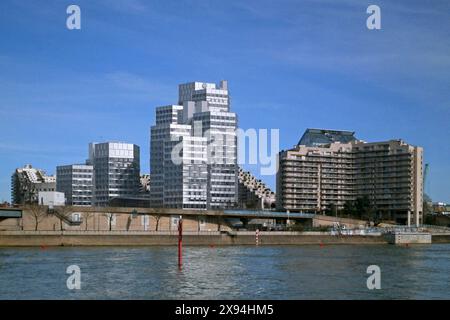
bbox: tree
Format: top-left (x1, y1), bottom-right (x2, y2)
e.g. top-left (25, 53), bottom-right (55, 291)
top-left (423, 193), bottom-right (434, 225)
top-left (154, 213), bottom-right (162, 231)
top-left (325, 203), bottom-right (337, 217)
top-left (343, 200), bottom-right (357, 218)
top-left (56, 206), bottom-right (72, 231)
top-left (355, 196), bottom-right (371, 220)
top-left (104, 213), bottom-right (114, 231)
top-left (26, 204), bottom-right (47, 231)
top-left (82, 212), bottom-right (94, 231)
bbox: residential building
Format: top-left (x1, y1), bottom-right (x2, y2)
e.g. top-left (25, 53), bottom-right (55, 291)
top-left (91, 142), bottom-right (141, 207)
top-left (277, 129), bottom-right (424, 226)
top-left (11, 164), bottom-right (56, 205)
top-left (238, 168), bottom-right (276, 209)
top-left (56, 163), bottom-right (93, 206)
top-left (140, 174), bottom-right (150, 194)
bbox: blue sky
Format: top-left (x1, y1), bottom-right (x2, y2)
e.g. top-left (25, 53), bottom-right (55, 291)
top-left (0, 0), bottom-right (449, 203)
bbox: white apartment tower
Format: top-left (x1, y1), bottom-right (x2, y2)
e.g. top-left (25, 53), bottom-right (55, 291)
top-left (150, 81), bottom-right (237, 209)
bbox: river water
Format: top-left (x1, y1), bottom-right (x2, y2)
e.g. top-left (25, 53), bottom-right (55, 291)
top-left (0, 244), bottom-right (449, 299)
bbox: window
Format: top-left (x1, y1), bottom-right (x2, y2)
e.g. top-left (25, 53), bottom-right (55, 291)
top-left (171, 216), bottom-right (181, 230)
top-left (72, 213), bottom-right (81, 222)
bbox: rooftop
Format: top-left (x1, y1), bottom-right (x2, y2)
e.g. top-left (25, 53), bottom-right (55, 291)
top-left (298, 128), bottom-right (357, 147)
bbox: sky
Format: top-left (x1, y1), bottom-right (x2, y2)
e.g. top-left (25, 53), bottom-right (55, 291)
top-left (0, 0), bottom-right (449, 203)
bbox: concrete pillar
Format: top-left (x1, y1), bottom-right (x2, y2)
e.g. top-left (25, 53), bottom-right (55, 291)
top-left (407, 210), bottom-right (411, 228)
top-left (415, 211), bottom-right (420, 228)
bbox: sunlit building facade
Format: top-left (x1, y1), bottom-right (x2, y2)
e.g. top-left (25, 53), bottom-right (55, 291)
top-left (277, 129), bottom-right (424, 225)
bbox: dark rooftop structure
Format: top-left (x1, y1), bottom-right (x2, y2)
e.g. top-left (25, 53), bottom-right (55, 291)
top-left (297, 128), bottom-right (357, 147)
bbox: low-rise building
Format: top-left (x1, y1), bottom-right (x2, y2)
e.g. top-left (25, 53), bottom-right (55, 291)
top-left (38, 191), bottom-right (66, 206)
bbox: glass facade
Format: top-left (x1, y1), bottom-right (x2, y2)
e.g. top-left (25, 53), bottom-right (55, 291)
top-left (92, 142), bottom-right (140, 207)
top-left (298, 129), bottom-right (357, 147)
top-left (150, 81), bottom-right (238, 210)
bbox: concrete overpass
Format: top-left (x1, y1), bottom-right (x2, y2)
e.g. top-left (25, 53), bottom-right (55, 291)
top-left (0, 206), bottom-right (367, 232)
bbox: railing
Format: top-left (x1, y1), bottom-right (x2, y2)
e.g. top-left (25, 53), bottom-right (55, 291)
top-left (0, 230), bottom-right (382, 237)
top-left (421, 224), bottom-right (450, 234)
top-left (380, 226), bottom-right (427, 234)
top-left (48, 208), bottom-right (83, 226)
top-left (422, 224), bottom-right (450, 231)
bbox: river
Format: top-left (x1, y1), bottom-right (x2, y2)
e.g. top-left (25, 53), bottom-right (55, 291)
top-left (0, 244), bottom-right (449, 299)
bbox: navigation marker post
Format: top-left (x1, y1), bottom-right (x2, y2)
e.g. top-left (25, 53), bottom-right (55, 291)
top-left (178, 216), bottom-right (183, 269)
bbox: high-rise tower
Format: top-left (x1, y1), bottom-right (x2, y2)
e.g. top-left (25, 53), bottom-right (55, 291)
top-left (150, 81), bottom-right (237, 209)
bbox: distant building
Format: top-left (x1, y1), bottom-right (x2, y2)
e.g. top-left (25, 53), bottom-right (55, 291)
top-left (277, 129), bottom-right (424, 226)
top-left (56, 163), bottom-right (93, 206)
top-left (38, 191), bottom-right (66, 206)
top-left (108, 196), bottom-right (151, 208)
top-left (140, 174), bottom-right (150, 194)
top-left (238, 168), bottom-right (276, 210)
top-left (433, 202), bottom-right (450, 215)
top-left (107, 174), bottom-right (151, 208)
top-left (11, 164), bottom-right (56, 205)
top-left (91, 142), bottom-right (141, 206)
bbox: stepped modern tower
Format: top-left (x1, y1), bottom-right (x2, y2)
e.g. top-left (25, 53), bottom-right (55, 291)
top-left (150, 81), bottom-right (238, 210)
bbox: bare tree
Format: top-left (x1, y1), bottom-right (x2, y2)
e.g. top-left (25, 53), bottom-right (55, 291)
top-left (26, 204), bottom-right (48, 231)
top-left (82, 212), bottom-right (94, 231)
top-left (104, 213), bottom-right (114, 231)
top-left (154, 213), bottom-right (162, 231)
top-left (126, 215), bottom-right (132, 231)
top-left (56, 206), bottom-right (73, 231)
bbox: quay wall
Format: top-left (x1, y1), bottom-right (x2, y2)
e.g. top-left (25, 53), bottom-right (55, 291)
top-left (432, 234), bottom-right (450, 243)
top-left (0, 231), bottom-right (388, 246)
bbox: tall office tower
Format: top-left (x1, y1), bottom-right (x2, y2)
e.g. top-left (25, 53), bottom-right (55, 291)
top-left (56, 163), bottom-right (93, 206)
top-left (277, 129), bottom-right (424, 226)
top-left (150, 105), bottom-right (208, 209)
top-left (11, 164), bottom-right (56, 205)
top-left (90, 142), bottom-right (141, 207)
top-left (178, 81), bottom-right (238, 210)
top-left (150, 81), bottom-right (237, 210)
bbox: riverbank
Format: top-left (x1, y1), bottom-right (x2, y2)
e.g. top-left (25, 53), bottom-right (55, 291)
top-left (2, 231), bottom-right (449, 247)
top-left (0, 230), bottom-right (393, 246)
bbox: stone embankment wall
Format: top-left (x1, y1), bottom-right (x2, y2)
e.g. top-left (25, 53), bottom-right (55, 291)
top-left (0, 231), bottom-right (387, 246)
